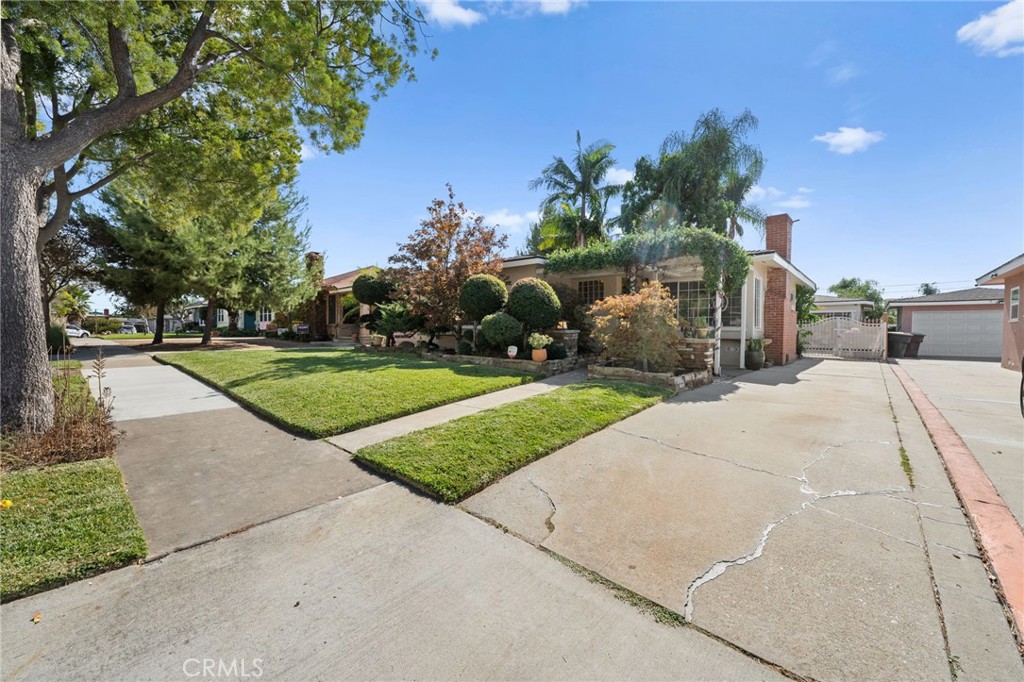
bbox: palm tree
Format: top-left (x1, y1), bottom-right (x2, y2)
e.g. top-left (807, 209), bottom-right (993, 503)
top-left (723, 168), bottom-right (767, 239)
top-left (529, 131), bottom-right (622, 247)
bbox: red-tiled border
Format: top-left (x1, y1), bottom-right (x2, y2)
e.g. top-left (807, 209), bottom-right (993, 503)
top-left (889, 361), bottom-right (1023, 637)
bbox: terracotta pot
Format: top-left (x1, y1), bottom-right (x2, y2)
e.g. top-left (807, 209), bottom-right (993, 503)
top-left (531, 348), bottom-right (548, 362)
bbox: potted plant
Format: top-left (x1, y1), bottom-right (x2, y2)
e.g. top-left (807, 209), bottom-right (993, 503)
top-left (745, 338), bottom-right (765, 370)
top-left (693, 316), bottom-right (710, 339)
top-left (528, 332), bottom-right (553, 362)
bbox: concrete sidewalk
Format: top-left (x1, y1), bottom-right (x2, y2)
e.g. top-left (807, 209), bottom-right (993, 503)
top-left (463, 359), bottom-right (1023, 681)
top-left (0, 484), bottom-right (783, 682)
top-left (327, 368), bottom-right (587, 452)
top-left (73, 338), bottom-right (382, 557)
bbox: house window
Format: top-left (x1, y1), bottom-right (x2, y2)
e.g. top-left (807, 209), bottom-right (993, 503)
top-left (753, 278), bottom-right (763, 328)
top-left (327, 294), bottom-right (337, 324)
top-left (578, 280), bottom-right (605, 305)
top-left (1011, 287), bottom-right (1020, 322)
top-left (216, 309), bottom-right (227, 326)
top-left (259, 308), bottom-right (273, 323)
top-left (662, 281), bottom-right (741, 327)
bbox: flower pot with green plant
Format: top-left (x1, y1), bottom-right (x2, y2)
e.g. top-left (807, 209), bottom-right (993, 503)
top-left (746, 337), bottom-right (765, 370)
top-left (693, 316), bottom-right (710, 339)
top-left (528, 332), bottom-right (553, 362)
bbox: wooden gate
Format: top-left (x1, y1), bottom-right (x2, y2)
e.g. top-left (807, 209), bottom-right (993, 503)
top-left (799, 318), bottom-right (886, 360)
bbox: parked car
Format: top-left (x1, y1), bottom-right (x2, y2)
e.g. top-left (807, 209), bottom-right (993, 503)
top-left (65, 324), bottom-right (90, 338)
top-left (118, 325), bottom-right (136, 334)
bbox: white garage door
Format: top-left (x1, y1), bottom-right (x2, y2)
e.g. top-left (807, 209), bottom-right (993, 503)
top-left (912, 311), bottom-right (1002, 359)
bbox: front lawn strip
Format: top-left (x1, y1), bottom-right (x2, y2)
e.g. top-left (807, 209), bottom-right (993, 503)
top-left (157, 348), bottom-right (536, 438)
top-left (356, 380), bottom-right (671, 502)
top-left (0, 459), bottom-right (147, 600)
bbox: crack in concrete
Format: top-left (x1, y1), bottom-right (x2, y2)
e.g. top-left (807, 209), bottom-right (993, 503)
top-left (682, 487), bottom-right (904, 620)
top-left (527, 477), bottom-right (557, 535)
top-left (812, 506), bottom-right (923, 548)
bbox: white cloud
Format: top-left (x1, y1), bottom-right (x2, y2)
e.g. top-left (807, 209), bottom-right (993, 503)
top-left (826, 63), bottom-right (859, 85)
top-left (747, 185), bottom-right (783, 202)
top-left (486, 0), bottom-right (586, 17)
top-left (813, 126), bottom-right (885, 154)
top-left (957, 1), bottom-right (1024, 57)
top-left (300, 143), bottom-right (319, 161)
top-left (805, 40), bottom-right (837, 68)
top-left (534, 0), bottom-right (586, 15)
top-left (425, 1), bottom-right (486, 28)
top-left (776, 196), bottom-right (812, 210)
top-left (604, 167), bottom-right (635, 185)
top-left (480, 208), bottom-right (539, 234)
top-left (797, 187), bottom-right (813, 194)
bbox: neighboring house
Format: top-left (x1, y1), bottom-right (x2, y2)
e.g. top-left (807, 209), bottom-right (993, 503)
top-left (321, 266), bottom-right (378, 340)
top-left (887, 288), bottom-right (1004, 360)
top-left (812, 294), bottom-right (875, 321)
top-left (975, 253), bottom-right (1024, 371)
top-left (185, 301), bottom-right (275, 331)
top-left (503, 214), bottom-right (816, 368)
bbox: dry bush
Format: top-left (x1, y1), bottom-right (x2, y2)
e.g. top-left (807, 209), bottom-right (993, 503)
top-left (591, 283), bottom-right (679, 373)
top-left (1, 352), bottom-right (120, 472)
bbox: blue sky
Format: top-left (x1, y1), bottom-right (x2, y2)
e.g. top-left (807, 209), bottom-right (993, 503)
top-left (290, 0), bottom-right (1023, 302)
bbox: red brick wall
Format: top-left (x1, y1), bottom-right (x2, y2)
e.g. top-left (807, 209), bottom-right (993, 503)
top-left (765, 269), bottom-right (797, 365)
top-left (765, 214), bottom-right (792, 261)
top-left (1002, 271), bottom-right (1024, 371)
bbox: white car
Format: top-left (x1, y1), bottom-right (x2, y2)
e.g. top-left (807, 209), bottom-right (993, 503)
top-left (65, 324), bottom-right (90, 338)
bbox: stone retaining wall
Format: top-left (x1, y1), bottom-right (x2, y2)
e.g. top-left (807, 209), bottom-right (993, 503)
top-left (587, 365), bottom-right (712, 394)
top-left (421, 352), bottom-right (582, 377)
top-left (674, 337), bottom-right (716, 372)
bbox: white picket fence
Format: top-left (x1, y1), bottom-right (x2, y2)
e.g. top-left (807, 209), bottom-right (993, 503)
top-left (799, 317), bottom-right (886, 360)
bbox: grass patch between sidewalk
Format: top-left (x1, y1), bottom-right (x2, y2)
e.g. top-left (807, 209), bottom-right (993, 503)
top-left (0, 459), bottom-right (147, 600)
top-left (356, 380), bottom-right (671, 502)
top-left (157, 348), bottom-right (535, 437)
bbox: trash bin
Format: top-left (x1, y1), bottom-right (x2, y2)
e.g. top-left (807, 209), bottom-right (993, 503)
top-left (905, 333), bottom-right (925, 358)
top-left (887, 332), bottom-right (913, 358)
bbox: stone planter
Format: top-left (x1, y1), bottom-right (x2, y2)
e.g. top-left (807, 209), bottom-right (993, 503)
top-left (587, 364), bottom-right (712, 394)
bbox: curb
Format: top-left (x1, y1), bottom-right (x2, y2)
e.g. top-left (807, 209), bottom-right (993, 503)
top-left (888, 360), bottom-right (1024, 641)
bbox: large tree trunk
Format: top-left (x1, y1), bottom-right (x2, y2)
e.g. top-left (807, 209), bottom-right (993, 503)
top-left (152, 299), bottom-right (166, 344)
top-left (202, 298), bottom-right (217, 345)
top-left (1, 162), bottom-right (56, 432)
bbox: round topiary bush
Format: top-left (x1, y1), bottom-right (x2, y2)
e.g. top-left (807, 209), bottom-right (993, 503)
top-left (352, 272), bottom-right (395, 306)
top-left (459, 274), bottom-right (508, 322)
top-left (481, 312), bottom-right (523, 349)
top-left (507, 277), bottom-right (561, 331)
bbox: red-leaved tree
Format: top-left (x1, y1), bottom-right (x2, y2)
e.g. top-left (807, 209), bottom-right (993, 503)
top-left (389, 185), bottom-right (507, 340)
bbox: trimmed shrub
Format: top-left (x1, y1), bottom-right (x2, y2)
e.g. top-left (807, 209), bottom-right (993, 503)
top-left (481, 312), bottom-right (523, 349)
top-left (352, 272), bottom-right (395, 305)
top-left (546, 342), bottom-right (568, 360)
top-left (507, 277), bottom-right (561, 331)
top-left (82, 316), bottom-right (121, 335)
top-left (456, 340), bottom-right (474, 355)
top-left (47, 325), bottom-right (71, 354)
top-left (591, 283), bottom-right (679, 373)
top-left (459, 274), bottom-right (508, 322)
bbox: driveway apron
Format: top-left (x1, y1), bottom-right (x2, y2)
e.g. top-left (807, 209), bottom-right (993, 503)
top-left (464, 359), bottom-right (1023, 681)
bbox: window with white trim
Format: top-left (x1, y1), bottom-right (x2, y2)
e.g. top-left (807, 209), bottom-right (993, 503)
top-left (259, 307), bottom-right (273, 323)
top-left (664, 281), bottom-right (742, 327)
top-left (577, 280), bottom-right (605, 306)
top-left (217, 309), bottom-right (227, 326)
top-left (1011, 287), bottom-right (1020, 322)
top-left (753, 278), bottom-right (763, 328)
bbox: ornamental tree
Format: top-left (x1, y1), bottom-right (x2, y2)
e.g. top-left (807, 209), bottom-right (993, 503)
top-left (1, 0), bottom-right (429, 431)
top-left (506, 278), bottom-right (562, 333)
top-left (590, 283), bottom-right (679, 373)
top-left (389, 185), bottom-right (507, 340)
top-left (459, 274), bottom-right (508, 350)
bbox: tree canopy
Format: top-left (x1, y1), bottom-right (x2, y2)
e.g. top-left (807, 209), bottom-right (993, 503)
top-left (828, 277), bottom-right (887, 320)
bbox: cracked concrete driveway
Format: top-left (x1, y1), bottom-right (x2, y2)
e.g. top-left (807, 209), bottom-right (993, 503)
top-left (463, 359), bottom-right (1024, 681)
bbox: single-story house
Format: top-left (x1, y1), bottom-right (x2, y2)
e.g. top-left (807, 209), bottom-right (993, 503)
top-left (812, 294), bottom-right (875, 321)
top-left (887, 288), bottom-right (1004, 360)
top-left (185, 301), bottom-right (275, 331)
top-left (321, 266), bottom-right (377, 340)
top-left (502, 214), bottom-right (817, 368)
top-left (975, 253), bottom-right (1024, 371)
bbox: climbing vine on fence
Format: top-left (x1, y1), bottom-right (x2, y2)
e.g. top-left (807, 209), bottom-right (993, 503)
top-left (545, 228), bottom-right (751, 294)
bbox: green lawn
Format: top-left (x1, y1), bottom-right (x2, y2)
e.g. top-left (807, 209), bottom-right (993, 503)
top-left (0, 459), bottom-right (147, 600)
top-left (50, 359), bottom-right (82, 370)
top-left (101, 332), bottom-right (202, 340)
top-left (157, 348), bottom-right (536, 437)
top-left (356, 380), bottom-right (671, 502)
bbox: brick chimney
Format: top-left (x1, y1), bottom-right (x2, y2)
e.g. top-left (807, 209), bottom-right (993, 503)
top-left (765, 213), bottom-right (793, 261)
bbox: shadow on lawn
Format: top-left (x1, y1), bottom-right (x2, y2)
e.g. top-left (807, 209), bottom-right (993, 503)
top-left (168, 348), bottom-right (537, 392)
